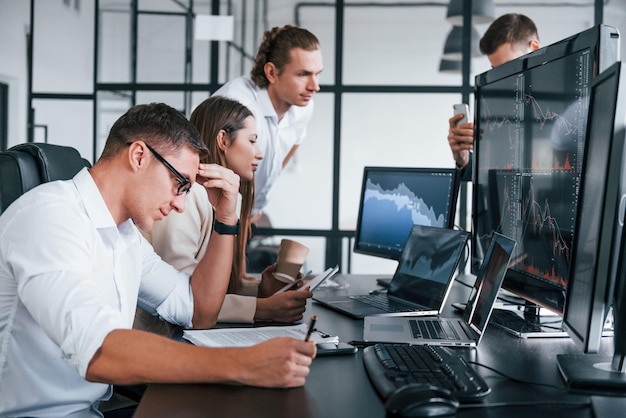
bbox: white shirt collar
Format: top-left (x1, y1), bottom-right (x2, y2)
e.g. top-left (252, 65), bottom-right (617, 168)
top-left (72, 168), bottom-right (135, 245)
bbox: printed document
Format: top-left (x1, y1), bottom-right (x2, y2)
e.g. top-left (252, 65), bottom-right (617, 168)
top-left (183, 323), bottom-right (339, 348)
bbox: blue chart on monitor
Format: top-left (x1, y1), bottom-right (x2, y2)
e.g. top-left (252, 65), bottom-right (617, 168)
top-left (360, 178), bottom-right (448, 251)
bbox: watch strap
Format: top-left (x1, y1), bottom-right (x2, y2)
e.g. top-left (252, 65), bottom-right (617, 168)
top-left (214, 219), bottom-right (240, 235)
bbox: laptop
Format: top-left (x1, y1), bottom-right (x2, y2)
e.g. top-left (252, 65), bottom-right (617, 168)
top-left (363, 232), bottom-right (516, 347)
top-left (313, 225), bottom-right (469, 318)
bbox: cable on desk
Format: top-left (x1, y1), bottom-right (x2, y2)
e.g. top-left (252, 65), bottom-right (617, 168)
top-left (471, 360), bottom-right (626, 399)
top-left (458, 399), bottom-right (592, 410)
top-left (460, 361), bottom-right (593, 411)
top-left (468, 361), bottom-right (579, 392)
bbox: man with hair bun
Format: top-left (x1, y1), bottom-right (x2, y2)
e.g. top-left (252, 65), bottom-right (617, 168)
top-left (215, 25), bottom-right (324, 219)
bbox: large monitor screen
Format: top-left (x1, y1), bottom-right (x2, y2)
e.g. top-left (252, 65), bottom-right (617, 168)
top-left (562, 61), bottom-right (626, 353)
top-left (354, 167), bottom-right (459, 261)
top-left (557, 62), bottom-right (626, 392)
top-left (472, 24), bottom-right (620, 319)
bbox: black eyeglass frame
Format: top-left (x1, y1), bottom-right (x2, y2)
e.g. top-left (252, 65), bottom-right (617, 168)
top-left (128, 141), bottom-right (191, 195)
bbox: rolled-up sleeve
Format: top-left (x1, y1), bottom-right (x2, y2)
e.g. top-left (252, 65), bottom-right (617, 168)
top-left (19, 271), bottom-right (125, 378)
top-left (136, 236), bottom-right (195, 329)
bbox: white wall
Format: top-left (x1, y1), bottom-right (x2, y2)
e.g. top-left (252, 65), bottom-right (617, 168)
top-left (0, 0), bottom-right (30, 148)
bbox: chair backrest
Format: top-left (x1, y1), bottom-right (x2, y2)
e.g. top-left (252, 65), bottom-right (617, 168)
top-left (0, 143), bottom-right (91, 214)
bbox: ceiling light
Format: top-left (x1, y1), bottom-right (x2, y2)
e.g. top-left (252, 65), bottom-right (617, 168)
top-left (439, 59), bottom-right (464, 73)
top-left (442, 25), bottom-right (482, 60)
top-left (446, 0), bottom-right (495, 26)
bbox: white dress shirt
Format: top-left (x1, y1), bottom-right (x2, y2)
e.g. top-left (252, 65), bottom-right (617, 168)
top-left (0, 168), bottom-right (194, 417)
top-left (214, 76), bottom-right (314, 213)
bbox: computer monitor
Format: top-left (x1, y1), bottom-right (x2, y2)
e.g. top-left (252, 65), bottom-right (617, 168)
top-left (354, 167), bottom-right (459, 261)
top-left (472, 24), bottom-right (620, 337)
top-left (557, 62), bottom-right (626, 392)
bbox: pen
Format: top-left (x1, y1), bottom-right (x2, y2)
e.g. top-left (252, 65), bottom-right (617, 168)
top-left (347, 340), bottom-right (378, 348)
top-left (304, 315), bottom-right (317, 341)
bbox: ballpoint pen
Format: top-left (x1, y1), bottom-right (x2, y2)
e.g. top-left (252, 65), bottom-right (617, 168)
top-left (347, 340), bottom-right (377, 348)
top-left (304, 315), bottom-right (317, 341)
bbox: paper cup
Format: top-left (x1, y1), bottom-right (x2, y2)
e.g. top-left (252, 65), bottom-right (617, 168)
top-left (274, 239), bottom-right (310, 283)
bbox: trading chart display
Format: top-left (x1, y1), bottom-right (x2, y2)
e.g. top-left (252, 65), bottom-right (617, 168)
top-left (355, 168), bottom-right (457, 260)
top-left (474, 49), bottom-right (591, 296)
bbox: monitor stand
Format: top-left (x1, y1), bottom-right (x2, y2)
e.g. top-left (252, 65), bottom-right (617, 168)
top-left (557, 352), bottom-right (626, 392)
top-left (489, 302), bottom-right (569, 338)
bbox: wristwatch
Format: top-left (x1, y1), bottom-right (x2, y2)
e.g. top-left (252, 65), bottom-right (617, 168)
top-left (214, 219), bottom-right (240, 235)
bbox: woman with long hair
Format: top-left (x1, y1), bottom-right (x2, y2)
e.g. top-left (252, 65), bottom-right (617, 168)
top-left (141, 96), bottom-right (311, 329)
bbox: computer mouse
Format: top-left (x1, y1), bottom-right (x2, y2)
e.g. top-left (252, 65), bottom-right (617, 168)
top-left (384, 384), bottom-right (460, 418)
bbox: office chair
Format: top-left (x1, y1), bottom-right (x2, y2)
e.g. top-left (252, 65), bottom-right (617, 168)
top-left (0, 142), bottom-right (91, 214)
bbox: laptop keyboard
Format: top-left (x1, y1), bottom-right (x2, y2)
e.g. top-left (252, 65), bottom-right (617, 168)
top-left (409, 319), bottom-right (461, 340)
top-left (350, 294), bottom-right (420, 313)
top-left (363, 343), bottom-right (490, 401)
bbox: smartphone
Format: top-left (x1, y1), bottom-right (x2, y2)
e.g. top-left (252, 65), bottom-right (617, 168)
top-left (453, 103), bottom-right (470, 127)
top-left (304, 265), bottom-right (339, 291)
top-left (274, 266), bottom-right (339, 294)
top-left (316, 342), bottom-right (358, 356)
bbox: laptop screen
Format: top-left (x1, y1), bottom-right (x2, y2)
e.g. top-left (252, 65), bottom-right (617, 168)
top-left (353, 167), bottom-right (459, 261)
top-left (464, 233), bottom-right (516, 336)
top-left (388, 225), bottom-right (469, 309)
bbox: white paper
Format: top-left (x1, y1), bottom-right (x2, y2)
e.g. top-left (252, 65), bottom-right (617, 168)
top-left (183, 323), bottom-right (339, 348)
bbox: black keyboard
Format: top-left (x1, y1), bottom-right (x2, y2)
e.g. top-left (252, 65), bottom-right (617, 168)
top-left (363, 343), bottom-right (490, 401)
top-left (350, 294), bottom-right (418, 312)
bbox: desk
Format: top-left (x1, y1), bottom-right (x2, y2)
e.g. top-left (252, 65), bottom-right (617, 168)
top-left (134, 274), bottom-right (625, 417)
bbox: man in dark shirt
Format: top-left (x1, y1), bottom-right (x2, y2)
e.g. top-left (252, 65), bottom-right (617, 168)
top-left (447, 13), bottom-right (541, 181)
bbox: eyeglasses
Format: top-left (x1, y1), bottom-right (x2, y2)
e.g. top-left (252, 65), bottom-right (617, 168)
top-left (145, 143), bottom-right (192, 196)
top-left (128, 142), bottom-right (191, 196)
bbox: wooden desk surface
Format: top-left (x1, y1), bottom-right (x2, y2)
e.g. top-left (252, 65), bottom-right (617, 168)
top-left (134, 274), bottom-right (625, 418)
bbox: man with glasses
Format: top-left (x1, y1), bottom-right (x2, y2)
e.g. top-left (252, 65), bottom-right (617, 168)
top-left (136, 142), bottom-right (193, 195)
top-left (0, 103), bottom-right (316, 418)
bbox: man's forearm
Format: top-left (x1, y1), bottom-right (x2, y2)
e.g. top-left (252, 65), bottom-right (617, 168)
top-left (86, 329), bottom-right (315, 388)
top-left (86, 329), bottom-right (241, 384)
